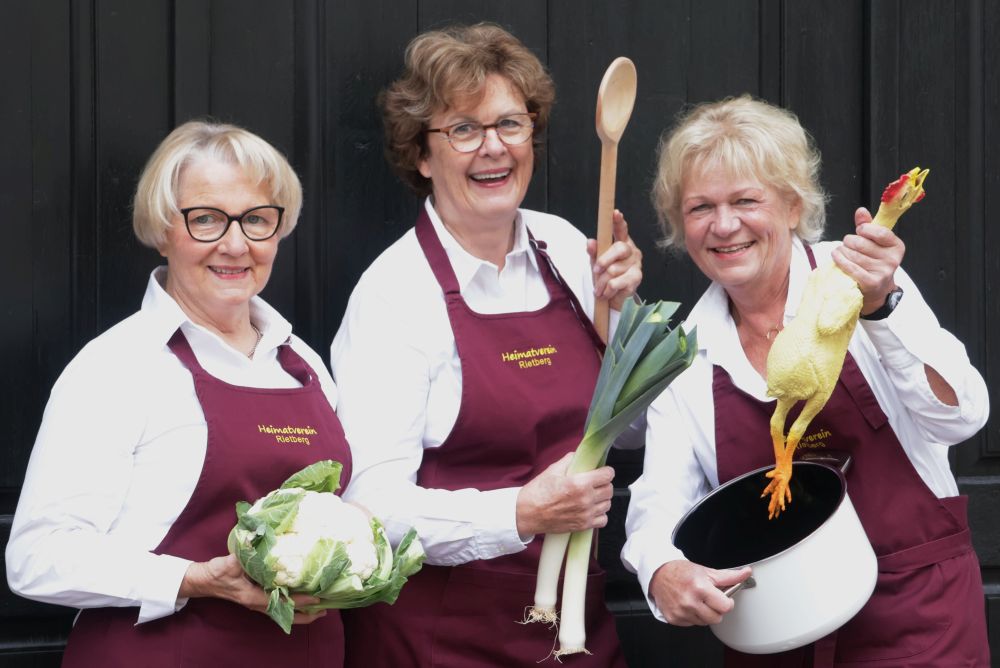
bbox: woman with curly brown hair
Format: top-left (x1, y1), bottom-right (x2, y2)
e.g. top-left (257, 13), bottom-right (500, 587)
top-left (331, 23), bottom-right (638, 667)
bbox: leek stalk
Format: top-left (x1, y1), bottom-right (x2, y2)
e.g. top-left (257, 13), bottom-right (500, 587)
top-left (526, 299), bottom-right (696, 656)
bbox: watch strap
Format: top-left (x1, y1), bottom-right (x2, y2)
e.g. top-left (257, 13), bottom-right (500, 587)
top-left (860, 287), bottom-right (903, 321)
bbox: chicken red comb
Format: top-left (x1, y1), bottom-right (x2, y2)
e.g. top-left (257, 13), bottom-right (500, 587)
top-left (881, 173), bottom-right (910, 203)
top-left (872, 167), bottom-right (928, 230)
top-left (880, 168), bottom-right (928, 204)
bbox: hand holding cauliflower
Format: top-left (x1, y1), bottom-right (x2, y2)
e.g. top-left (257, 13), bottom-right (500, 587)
top-left (228, 460), bottom-right (425, 633)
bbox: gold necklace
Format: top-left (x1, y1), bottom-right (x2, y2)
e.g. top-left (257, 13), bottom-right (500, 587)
top-left (731, 305), bottom-right (782, 341)
top-left (248, 324), bottom-right (263, 359)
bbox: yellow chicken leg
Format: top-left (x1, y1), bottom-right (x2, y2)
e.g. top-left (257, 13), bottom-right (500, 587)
top-left (764, 393), bottom-right (828, 518)
top-left (764, 398), bottom-right (795, 512)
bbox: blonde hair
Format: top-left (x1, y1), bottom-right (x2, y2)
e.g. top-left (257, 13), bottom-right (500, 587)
top-left (380, 22), bottom-right (555, 196)
top-left (132, 120), bottom-right (303, 248)
top-left (651, 95), bottom-right (827, 251)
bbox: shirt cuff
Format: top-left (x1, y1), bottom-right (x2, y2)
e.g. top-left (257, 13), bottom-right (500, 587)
top-left (476, 487), bottom-right (529, 560)
top-left (858, 310), bottom-right (913, 368)
top-left (622, 538), bottom-right (684, 624)
top-left (136, 554), bottom-right (194, 624)
top-left (858, 292), bottom-right (972, 412)
top-left (858, 284), bottom-right (936, 368)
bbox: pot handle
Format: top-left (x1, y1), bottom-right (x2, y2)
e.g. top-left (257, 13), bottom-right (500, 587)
top-left (722, 575), bottom-right (756, 598)
top-left (798, 449), bottom-right (852, 475)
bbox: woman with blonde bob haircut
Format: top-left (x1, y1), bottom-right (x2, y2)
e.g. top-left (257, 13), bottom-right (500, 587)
top-left (133, 120), bottom-right (303, 248)
top-left (7, 120), bottom-right (355, 667)
top-left (623, 95), bottom-right (990, 666)
top-left (652, 95), bottom-right (828, 251)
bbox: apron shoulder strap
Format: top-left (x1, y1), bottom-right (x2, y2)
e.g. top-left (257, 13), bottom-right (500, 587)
top-left (804, 242), bottom-right (817, 269)
top-left (167, 329), bottom-right (205, 374)
top-left (415, 209), bottom-right (462, 296)
top-left (802, 243), bottom-right (887, 430)
top-left (528, 230), bottom-right (606, 354)
top-left (169, 328), bottom-right (315, 388)
top-left (276, 341), bottom-right (316, 386)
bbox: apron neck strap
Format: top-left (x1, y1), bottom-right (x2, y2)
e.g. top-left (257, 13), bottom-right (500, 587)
top-left (804, 242), bottom-right (817, 269)
top-left (415, 209), bottom-right (462, 295)
top-left (414, 210), bottom-right (605, 354)
top-left (167, 328), bottom-right (314, 386)
top-left (529, 232), bottom-right (606, 353)
top-left (168, 329), bottom-right (203, 372)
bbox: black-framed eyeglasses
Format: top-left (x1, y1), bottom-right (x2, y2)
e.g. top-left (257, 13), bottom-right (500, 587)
top-left (426, 112), bottom-right (537, 153)
top-left (179, 205), bottom-right (284, 242)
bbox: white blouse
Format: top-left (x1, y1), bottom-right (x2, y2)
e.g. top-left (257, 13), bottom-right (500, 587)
top-left (5, 268), bottom-right (340, 623)
top-left (331, 199), bottom-right (635, 566)
top-left (622, 237), bottom-right (990, 621)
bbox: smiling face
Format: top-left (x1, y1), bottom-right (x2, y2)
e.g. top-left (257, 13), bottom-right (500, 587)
top-left (681, 166), bottom-right (801, 295)
top-left (159, 157), bottom-right (279, 327)
top-left (418, 74), bottom-right (534, 233)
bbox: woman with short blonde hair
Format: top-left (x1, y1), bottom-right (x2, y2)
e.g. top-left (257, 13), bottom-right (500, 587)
top-left (132, 120), bottom-right (303, 248)
top-left (624, 96), bottom-right (990, 666)
top-left (652, 95), bottom-right (827, 250)
top-left (8, 120), bottom-right (352, 667)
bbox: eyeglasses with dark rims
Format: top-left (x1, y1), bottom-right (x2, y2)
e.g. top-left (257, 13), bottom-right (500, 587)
top-left (179, 205), bottom-right (284, 242)
top-left (425, 112), bottom-right (537, 153)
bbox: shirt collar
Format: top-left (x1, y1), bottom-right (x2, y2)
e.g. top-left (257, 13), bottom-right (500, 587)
top-left (141, 266), bottom-right (294, 355)
top-left (423, 197), bottom-right (539, 292)
top-left (785, 235), bottom-right (810, 319)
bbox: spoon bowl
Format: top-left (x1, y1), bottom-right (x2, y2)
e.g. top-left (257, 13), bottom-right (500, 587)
top-left (596, 57), bottom-right (637, 144)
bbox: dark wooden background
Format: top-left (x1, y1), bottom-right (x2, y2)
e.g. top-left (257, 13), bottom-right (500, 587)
top-left (2, 1), bottom-right (997, 665)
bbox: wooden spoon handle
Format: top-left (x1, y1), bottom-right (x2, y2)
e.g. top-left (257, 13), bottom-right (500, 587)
top-left (593, 140), bottom-right (619, 343)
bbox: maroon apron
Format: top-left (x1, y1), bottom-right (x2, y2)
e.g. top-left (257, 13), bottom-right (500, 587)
top-left (713, 245), bottom-right (989, 667)
top-left (61, 330), bottom-right (353, 668)
top-left (342, 211), bottom-right (626, 667)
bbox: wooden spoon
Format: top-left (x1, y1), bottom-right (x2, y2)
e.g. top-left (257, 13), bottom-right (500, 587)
top-left (593, 57), bottom-right (637, 343)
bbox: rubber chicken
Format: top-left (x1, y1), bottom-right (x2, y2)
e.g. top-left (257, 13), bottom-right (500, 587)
top-left (763, 167), bottom-right (929, 518)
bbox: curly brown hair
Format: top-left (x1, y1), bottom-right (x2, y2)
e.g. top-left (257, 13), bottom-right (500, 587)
top-left (380, 23), bottom-right (555, 196)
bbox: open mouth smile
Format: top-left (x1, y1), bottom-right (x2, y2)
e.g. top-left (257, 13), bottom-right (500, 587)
top-left (469, 169), bottom-right (511, 184)
top-left (712, 241), bottom-right (754, 254)
top-left (209, 266), bottom-right (250, 278)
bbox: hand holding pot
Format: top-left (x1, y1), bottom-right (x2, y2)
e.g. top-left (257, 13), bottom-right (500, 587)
top-left (649, 559), bottom-right (752, 626)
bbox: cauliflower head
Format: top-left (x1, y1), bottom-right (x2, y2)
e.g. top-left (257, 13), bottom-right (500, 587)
top-left (255, 489), bottom-right (378, 586)
top-left (228, 460), bottom-right (425, 634)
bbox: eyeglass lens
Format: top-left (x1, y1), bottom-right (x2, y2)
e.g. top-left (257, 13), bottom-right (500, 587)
top-left (185, 206), bottom-right (282, 242)
top-left (447, 114), bottom-right (534, 152)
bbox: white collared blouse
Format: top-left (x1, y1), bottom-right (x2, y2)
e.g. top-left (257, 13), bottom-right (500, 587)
top-left (6, 267), bottom-right (340, 623)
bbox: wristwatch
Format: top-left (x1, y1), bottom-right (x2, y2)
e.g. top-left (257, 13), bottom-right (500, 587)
top-left (860, 287), bottom-right (903, 321)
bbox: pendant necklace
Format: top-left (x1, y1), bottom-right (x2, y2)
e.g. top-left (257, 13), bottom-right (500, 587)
top-left (248, 324), bottom-right (263, 359)
top-left (731, 304), bottom-right (782, 341)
